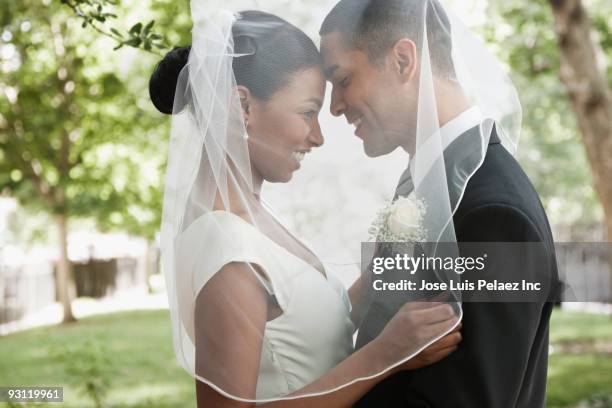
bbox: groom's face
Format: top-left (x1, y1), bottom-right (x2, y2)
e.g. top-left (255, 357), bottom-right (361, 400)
top-left (321, 32), bottom-right (417, 157)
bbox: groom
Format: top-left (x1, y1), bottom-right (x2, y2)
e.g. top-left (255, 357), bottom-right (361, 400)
top-left (320, 1), bottom-right (559, 407)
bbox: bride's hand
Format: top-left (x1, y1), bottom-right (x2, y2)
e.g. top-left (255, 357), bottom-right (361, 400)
top-left (373, 301), bottom-right (461, 371)
top-left (394, 323), bottom-right (462, 372)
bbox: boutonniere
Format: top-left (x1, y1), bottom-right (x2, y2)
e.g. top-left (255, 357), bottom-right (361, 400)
top-left (369, 193), bottom-right (427, 243)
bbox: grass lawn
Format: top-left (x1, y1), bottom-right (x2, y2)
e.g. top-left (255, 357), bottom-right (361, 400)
top-left (1, 308), bottom-right (611, 407)
top-left (549, 310), bottom-right (612, 344)
top-left (547, 310), bottom-right (612, 408)
top-left (0, 311), bottom-right (195, 407)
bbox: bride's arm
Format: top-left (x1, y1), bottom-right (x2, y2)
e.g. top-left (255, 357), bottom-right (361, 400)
top-left (195, 263), bottom-right (460, 408)
top-left (194, 262), bottom-right (269, 405)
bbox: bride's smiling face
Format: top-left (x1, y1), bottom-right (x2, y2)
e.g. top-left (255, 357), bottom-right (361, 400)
top-left (242, 67), bottom-right (326, 183)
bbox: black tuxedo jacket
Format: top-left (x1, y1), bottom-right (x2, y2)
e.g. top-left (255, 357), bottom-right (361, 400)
top-left (355, 125), bottom-right (558, 408)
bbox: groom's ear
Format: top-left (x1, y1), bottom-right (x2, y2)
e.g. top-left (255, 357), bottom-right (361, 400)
top-left (236, 85), bottom-right (252, 122)
top-left (390, 38), bottom-right (418, 84)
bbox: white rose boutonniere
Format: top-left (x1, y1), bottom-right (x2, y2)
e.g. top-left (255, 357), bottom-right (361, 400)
top-left (369, 193), bottom-right (427, 243)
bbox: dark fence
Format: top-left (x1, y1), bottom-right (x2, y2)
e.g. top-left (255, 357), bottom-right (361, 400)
top-left (1, 257), bottom-right (144, 326)
top-left (72, 258), bottom-right (139, 298)
top-left (0, 262), bottom-right (55, 326)
top-left (556, 243), bottom-right (612, 303)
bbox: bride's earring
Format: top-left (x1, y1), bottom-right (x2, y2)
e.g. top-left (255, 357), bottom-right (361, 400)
top-left (237, 86), bottom-right (251, 140)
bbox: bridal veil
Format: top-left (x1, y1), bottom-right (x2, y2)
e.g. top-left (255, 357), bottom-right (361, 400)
top-left (159, 0), bottom-right (521, 402)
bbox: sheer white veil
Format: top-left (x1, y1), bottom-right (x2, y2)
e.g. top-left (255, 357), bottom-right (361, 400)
top-left (159, 0), bottom-right (521, 403)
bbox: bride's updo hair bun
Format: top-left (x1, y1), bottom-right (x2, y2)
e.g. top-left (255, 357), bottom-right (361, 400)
top-left (149, 10), bottom-right (320, 115)
top-left (149, 46), bottom-right (191, 115)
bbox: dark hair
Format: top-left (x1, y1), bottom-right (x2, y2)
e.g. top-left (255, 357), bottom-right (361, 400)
top-left (149, 10), bottom-right (321, 115)
top-left (320, 0), bottom-right (455, 78)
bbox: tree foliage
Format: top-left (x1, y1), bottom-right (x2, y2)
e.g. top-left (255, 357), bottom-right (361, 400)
top-left (60, 0), bottom-right (168, 54)
top-left (482, 0), bottom-right (611, 231)
top-left (0, 0), bottom-right (169, 240)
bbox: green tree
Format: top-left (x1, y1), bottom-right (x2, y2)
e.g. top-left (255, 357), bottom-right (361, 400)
top-left (484, 0), bottom-right (611, 238)
top-left (80, 0), bottom-right (192, 291)
top-left (546, 0), bottom-right (612, 240)
top-left (0, 1), bottom-right (165, 322)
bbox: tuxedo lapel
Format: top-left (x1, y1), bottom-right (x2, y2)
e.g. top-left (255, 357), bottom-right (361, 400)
top-left (393, 124), bottom-right (500, 212)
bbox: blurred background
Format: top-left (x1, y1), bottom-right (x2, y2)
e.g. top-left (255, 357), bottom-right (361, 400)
top-left (1, 0), bottom-right (611, 407)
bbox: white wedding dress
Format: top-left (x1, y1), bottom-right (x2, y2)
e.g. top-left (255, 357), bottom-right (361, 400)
top-left (175, 210), bottom-right (355, 400)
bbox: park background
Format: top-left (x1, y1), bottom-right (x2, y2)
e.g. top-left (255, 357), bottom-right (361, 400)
top-left (1, 0), bottom-right (612, 407)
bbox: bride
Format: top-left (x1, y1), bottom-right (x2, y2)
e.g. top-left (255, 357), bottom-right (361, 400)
top-left (151, 5), bottom-right (461, 407)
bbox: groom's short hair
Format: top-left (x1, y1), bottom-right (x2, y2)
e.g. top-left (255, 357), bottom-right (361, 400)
top-left (320, 0), bottom-right (455, 79)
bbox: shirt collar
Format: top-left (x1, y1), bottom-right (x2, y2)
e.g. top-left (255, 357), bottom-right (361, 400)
top-left (440, 106), bottom-right (483, 151)
top-left (408, 106), bottom-right (483, 179)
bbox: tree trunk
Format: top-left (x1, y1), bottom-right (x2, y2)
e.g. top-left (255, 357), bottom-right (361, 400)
top-left (548, 0), bottom-right (612, 241)
top-left (56, 213), bottom-right (77, 323)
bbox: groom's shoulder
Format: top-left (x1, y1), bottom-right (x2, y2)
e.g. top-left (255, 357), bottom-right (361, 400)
top-left (455, 140), bottom-right (549, 235)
